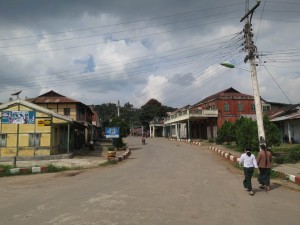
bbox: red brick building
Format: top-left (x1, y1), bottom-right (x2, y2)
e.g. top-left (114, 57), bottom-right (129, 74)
top-left (192, 87), bottom-right (269, 128)
top-left (164, 87), bottom-right (272, 140)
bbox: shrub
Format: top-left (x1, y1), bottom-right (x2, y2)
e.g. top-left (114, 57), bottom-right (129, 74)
top-left (208, 138), bottom-right (215, 143)
top-left (113, 138), bottom-right (123, 149)
top-left (0, 164), bottom-right (13, 171)
top-left (284, 149), bottom-right (300, 163)
top-left (47, 164), bottom-right (69, 173)
top-left (108, 145), bottom-right (115, 151)
top-left (274, 156), bottom-right (284, 164)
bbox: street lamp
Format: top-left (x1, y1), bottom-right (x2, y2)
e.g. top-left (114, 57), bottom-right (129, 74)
top-left (220, 62), bottom-right (250, 72)
top-left (221, 61), bottom-right (266, 146)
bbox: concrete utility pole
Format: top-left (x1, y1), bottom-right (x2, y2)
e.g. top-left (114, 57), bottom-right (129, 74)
top-left (241, 0), bottom-right (266, 145)
top-left (117, 100), bottom-right (120, 117)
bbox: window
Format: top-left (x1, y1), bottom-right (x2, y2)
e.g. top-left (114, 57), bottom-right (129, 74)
top-left (29, 133), bottom-right (41, 147)
top-left (64, 108), bottom-right (70, 116)
top-left (251, 103), bottom-right (255, 111)
top-left (238, 103), bottom-right (243, 112)
top-left (0, 134), bottom-right (7, 147)
top-left (263, 105), bottom-right (270, 112)
top-left (224, 103), bottom-right (230, 112)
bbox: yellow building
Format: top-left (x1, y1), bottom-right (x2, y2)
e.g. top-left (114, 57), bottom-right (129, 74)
top-left (0, 99), bottom-right (85, 157)
top-left (27, 90), bottom-right (94, 145)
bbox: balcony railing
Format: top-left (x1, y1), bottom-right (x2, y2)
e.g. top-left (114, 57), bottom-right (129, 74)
top-left (164, 109), bottom-right (218, 124)
top-left (77, 114), bottom-right (92, 123)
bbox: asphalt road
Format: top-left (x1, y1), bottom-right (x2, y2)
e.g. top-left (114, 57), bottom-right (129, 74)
top-left (0, 137), bottom-right (299, 225)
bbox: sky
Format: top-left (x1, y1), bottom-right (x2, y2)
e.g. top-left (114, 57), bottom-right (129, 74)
top-left (0, 0), bottom-right (299, 108)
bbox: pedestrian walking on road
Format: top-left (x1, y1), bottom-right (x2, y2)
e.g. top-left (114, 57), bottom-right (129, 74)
top-left (239, 147), bottom-right (258, 196)
top-left (257, 144), bottom-right (272, 191)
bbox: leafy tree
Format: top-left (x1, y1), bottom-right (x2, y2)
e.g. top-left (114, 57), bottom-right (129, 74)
top-left (263, 115), bottom-right (281, 147)
top-left (139, 99), bottom-right (168, 128)
top-left (216, 121), bottom-right (235, 144)
top-left (236, 117), bottom-right (258, 150)
top-left (217, 115), bottom-right (282, 151)
top-left (95, 100), bottom-right (176, 135)
top-left (94, 103), bottom-right (118, 127)
top-left (234, 116), bottom-right (247, 146)
top-left (109, 117), bottom-right (129, 149)
top-left (120, 102), bottom-right (140, 129)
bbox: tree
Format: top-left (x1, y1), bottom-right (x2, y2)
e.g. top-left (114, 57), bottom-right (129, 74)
top-left (216, 121), bottom-right (235, 144)
top-left (120, 102), bottom-right (140, 129)
top-left (94, 103), bottom-right (118, 128)
top-left (139, 99), bottom-right (167, 128)
top-left (236, 117), bottom-right (258, 150)
top-left (263, 115), bottom-right (281, 147)
top-left (109, 117), bottom-right (129, 149)
top-left (95, 100), bottom-right (176, 135)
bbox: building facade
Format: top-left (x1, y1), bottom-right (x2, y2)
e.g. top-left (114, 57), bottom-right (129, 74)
top-left (270, 104), bottom-right (300, 143)
top-left (27, 90), bottom-right (94, 146)
top-left (0, 100), bottom-right (85, 157)
top-left (163, 87), bottom-right (279, 141)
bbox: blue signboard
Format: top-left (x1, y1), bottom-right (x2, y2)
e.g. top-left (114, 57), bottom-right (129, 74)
top-left (105, 127), bottom-right (120, 138)
top-left (1, 111), bottom-right (36, 124)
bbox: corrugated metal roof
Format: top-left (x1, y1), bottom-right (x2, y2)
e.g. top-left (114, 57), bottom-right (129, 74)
top-left (27, 90), bottom-right (80, 104)
top-left (26, 90), bottom-right (94, 115)
top-left (271, 112), bottom-right (300, 122)
top-left (193, 87), bottom-right (254, 106)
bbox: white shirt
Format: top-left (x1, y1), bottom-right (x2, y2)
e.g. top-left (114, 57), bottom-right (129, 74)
top-left (239, 153), bottom-right (258, 168)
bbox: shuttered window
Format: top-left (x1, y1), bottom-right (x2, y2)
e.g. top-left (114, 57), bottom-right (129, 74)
top-left (0, 134), bottom-right (7, 147)
top-left (29, 133), bottom-right (41, 147)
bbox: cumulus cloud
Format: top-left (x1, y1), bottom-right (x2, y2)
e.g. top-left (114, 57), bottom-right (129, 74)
top-left (0, 0), bottom-right (299, 107)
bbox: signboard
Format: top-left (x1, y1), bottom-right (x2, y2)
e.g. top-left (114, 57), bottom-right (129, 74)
top-left (105, 127), bottom-right (120, 138)
top-left (1, 111), bottom-right (36, 124)
top-left (38, 119), bottom-right (51, 126)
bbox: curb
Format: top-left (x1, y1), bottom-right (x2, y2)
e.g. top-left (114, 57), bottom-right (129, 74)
top-left (0, 149), bottom-right (132, 177)
top-left (0, 166), bottom-right (49, 177)
top-left (208, 146), bottom-right (300, 185)
top-left (107, 148), bottom-right (131, 163)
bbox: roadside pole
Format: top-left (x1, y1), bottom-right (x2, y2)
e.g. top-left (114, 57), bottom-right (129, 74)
top-left (241, 0), bottom-right (266, 145)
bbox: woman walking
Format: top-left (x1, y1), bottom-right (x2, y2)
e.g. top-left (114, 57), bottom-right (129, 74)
top-left (257, 144), bottom-right (272, 191)
top-left (239, 148), bottom-right (258, 196)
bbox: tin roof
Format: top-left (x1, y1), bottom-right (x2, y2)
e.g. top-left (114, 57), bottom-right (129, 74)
top-left (193, 87), bottom-right (253, 106)
top-left (27, 90), bottom-right (80, 104)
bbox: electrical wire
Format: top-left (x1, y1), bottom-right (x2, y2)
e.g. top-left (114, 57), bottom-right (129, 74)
top-left (258, 58), bottom-right (293, 104)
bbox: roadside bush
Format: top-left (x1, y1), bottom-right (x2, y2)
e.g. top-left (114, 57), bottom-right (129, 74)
top-left (273, 147), bottom-right (300, 164)
top-left (113, 138), bottom-right (123, 149)
top-left (285, 149), bottom-right (300, 163)
top-left (47, 164), bottom-right (69, 173)
top-left (236, 118), bottom-right (258, 150)
top-left (274, 156), bottom-right (285, 164)
top-left (264, 115), bottom-right (281, 147)
top-left (216, 121), bottom-right (235, 144)
top-left (208, 138), bottom-right (215, 143)
top-left (0, 164), bottom-right (13, 170)
top-left (0, 164), bottom-right (13, 176)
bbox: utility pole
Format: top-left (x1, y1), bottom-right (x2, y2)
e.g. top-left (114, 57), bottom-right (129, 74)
top-left (117, 100), bottom-right (120, 117)
top-left (241, 0), bottom-right (266, 145)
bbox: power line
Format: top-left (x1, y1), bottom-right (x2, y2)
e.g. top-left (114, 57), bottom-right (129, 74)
top-left (0, 33), bottom-right (239, 86)
top-left (0, 16), bottom-right (239, 57)
top-left (0, 11), bottom-right (241, 49)
top-left (0, 2), bottom-right (244, 41)
top-left (258, 58), bottom-right (293, 104)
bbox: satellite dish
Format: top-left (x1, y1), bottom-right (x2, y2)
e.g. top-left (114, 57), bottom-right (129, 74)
top-left (11, 90), bottom-right (22, 99)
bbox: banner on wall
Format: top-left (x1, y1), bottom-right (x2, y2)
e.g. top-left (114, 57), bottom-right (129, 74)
top-left (105, 127), bottom-right (120, 138)
top-left (1, 111), bottom-right (36, 124)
